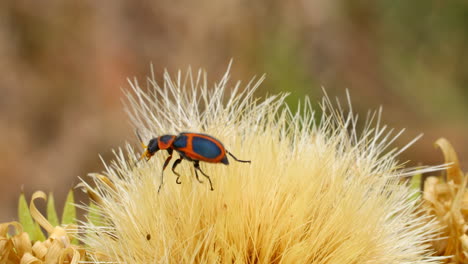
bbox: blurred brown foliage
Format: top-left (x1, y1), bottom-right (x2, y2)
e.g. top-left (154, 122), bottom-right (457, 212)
top-left (0, 0), bottom-right (467, 221)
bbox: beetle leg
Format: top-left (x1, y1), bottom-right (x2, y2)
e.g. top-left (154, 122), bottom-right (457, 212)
top-left (171, 157), bottom-right (183, 184)
top-left (192, 162), bottom-right (204, 183)
top-left (158, 149), bottom-right (173, 193)
top-left (227, 151), bottom-right (251, 163)
top-left (193, 169), bottom-right (203, 183)
top-left (194, 161), bottom-right (213, 191)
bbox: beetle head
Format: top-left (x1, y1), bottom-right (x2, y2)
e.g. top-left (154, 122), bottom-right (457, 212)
top-left (146, 138), bottom-right (160, 156)
top-left (139, 138), bottom-right (159, 161)
top-left (135, 129), bottom-right (160, 162)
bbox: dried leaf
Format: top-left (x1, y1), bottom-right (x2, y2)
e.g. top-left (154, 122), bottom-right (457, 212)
top-left (58, 247), bottom-right (80, 264)
top-left (44, 239), bottom-right (62, 264)
top-left (0, 221), bottom-right (22, 237)
top-left (30, 191), bottom-right (54, 234)
top-left (19, 252), bottom-right (41, 264)
top-left (11, 231), bottom-right (32, 257)
top-left (422, 138), bottom-right (468, 262)
top-left (435, 138), bottom-right (463, 184)
top-left (32, 241), bottom-right (47, 259)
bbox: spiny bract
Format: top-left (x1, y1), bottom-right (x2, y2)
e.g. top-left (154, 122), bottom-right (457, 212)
top-left (79, 65), bottom-right (442, 263)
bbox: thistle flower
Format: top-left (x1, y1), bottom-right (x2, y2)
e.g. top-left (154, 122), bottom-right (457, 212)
top-left (80, 65), bottom-right (443, 263)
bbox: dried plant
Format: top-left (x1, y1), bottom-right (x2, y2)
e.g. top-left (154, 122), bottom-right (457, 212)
top-left (423, 138), bottom-right (468, 263)
top-left (0, 191), bottom-right (83, 264)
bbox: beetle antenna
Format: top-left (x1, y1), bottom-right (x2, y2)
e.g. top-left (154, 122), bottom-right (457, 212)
top-left (227, 152), bottom-right (251, 163)
top-left (135, 129), bottom-right (148, 149)
top-left (132, 129), bottom-right (149, 169)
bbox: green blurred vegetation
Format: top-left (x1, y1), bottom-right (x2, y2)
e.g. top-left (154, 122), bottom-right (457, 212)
top-left (0, 0), bottom-right (467, 222)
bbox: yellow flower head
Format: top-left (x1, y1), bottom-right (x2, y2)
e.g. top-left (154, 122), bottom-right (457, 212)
top-left (80, 65), bottom-right (442, 263)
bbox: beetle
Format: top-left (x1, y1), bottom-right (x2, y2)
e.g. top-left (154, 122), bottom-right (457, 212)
top-left (137, 132), bottom-right (250, 192)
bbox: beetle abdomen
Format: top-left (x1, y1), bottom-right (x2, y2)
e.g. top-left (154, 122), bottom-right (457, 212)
top-left (192, 136), bottom-right (222, 159)
top-left (172, 133), bottom-right (228, 163)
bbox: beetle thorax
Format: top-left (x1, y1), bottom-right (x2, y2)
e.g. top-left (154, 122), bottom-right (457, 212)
top-left (158, 135), bottom-right (176, 149)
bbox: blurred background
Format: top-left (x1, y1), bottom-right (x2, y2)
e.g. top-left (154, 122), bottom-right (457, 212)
top-left (0, 0), bottom-right (467, 221)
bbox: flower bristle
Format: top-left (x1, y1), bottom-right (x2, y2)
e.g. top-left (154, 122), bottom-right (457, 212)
top-left (80, 65), bottom-right (442, 263)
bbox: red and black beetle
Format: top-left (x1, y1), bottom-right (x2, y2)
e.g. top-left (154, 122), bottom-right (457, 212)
top-left (137, 132), bottom-right (250, 192)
